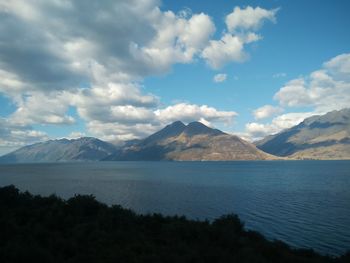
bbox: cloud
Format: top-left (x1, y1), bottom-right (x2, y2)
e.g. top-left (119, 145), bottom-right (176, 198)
top-left (0, 0), bottom-right (216, 95)
top-left (130, 11), bottom-right (216, 74)
top-left (225, 6), bottom-right (278, 33)
top-left (10, 91), bottom-right (75, 125)
top-left (86, 121), bottom-right (160, 143)
top-left (0, 1), bottom-right (276, 146)
top-left (213, 73), bottom-right (227, 83)
top-left (67, 131), bottom-right (86, 139)
top-left (202, 34), bottom-right (252, 69)
top-left (0, 117), bottom-right (48, 155)
top-left (274, 53), bottom-right (350, 111)
top-left (202, 6), bottom-right (278, 69)
top-left (73, 82), bottom-right (159, 124)
top-left (253, 105), bottom-right (283, 120)
top-left (154, 103), bottom-right (237, 125)
top-left (324, 53), bottom-right (350, 79)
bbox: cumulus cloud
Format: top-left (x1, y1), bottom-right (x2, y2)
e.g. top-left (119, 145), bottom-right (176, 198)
top-left (213, 73), bottom-right (227, 83)
top-left (154, 103), bottom-right (237, 126)
top-left (202, 6), bottom-right (278, 69)
top-left (274, 53), bottom-right (350, 111)
top-left (86, 121), bottom-right (160, 143)
top-left (10, 91), bottom-right (75, 125)
top-left (324, 53), bottom-right (350, 79)
top-left (202, 34), bottom-right (250, 69)
top-left (253, 105), bottom-right (283, 120)
top-left (226, 6), bottom-right (278, 33)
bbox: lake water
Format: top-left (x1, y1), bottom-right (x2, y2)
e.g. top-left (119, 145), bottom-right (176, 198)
top-left (0, 161), bottom-right (349, 256)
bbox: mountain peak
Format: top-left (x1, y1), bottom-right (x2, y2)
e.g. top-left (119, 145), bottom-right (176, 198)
top-left (170, 120), bottom-right (186, 127)
top-left (141, 121), bottom-right (186, 145)
top-left (183, 121), bottom-right (224, 136)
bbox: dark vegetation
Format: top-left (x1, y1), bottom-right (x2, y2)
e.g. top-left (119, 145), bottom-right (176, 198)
top-left (0, 185), bottom-right (349, 263)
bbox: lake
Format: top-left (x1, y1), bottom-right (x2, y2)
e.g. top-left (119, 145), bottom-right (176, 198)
top-left (0, 160), bottom-right (349, 256)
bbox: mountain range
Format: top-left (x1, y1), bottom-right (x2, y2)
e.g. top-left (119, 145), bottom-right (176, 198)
top-left (1, 108), bottom-right (349, 162)
top-left (0, 121), bottom-right (275, 163)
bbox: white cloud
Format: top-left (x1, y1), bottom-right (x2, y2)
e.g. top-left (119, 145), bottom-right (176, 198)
top-left (245, 122), bottom-right (277, 139)
top-left (274, 54), bottom-right (350, 112)
top-left (131, 10), bottom-right (216, 73)
top-left (213, 73), bottom-right (227, 83)
top-left (274, 78), bottom-right (313, 107)
top-left (86, 121), bottom-right (160, 143)
top-left (202, 34), bottom-right (247, 69)
top-left (10, 91), bottom-right (75, 125)
top-left (201, 6), bottom-right (277, 69)
top-left (324, 53), bottom-right (350, 78)
top-left (253, 105), bottom-right (283, 120)
top-left (226, 6), bottom-right (278, 33)
top-left (67, 131), bottom-right (86, 139)
top-left (154, 103), bottom-right (237, 126)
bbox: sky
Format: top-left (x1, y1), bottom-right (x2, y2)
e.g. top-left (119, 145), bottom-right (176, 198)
top-left (0, 0), bottom-right (350, 155)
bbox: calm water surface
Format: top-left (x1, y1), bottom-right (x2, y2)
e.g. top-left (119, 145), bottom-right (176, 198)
top-left (0, 161), bottom-right (349, 256)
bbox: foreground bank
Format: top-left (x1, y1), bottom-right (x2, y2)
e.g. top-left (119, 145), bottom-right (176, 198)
top-left (0, 186), bottom-right (348, 263)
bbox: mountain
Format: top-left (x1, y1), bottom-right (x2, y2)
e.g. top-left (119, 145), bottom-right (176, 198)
top-left (106, 121), bottom-right (276, 161)
top-left (256, 108), bottom-right (350, 159)
top-left (0, 137), bottom-right (118, 163)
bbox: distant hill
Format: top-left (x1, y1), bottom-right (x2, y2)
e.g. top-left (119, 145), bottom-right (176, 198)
top-left (256, 109), bottom-right (350, 159)
top-left (0, 137), bottom-right (118, 163)
top-left (106, 121), bottom-right (276, 161)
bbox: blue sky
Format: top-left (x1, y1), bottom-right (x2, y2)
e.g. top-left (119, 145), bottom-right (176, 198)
top-left (0, 0), bottom-right (350, 155)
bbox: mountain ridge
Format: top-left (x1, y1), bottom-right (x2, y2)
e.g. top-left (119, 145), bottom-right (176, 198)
top-left (106, 121), bottom-right (276, 161)
top-left (0, 137), bottom-right (118, 163)
top-left (256, 108), bottom-right (350, 159)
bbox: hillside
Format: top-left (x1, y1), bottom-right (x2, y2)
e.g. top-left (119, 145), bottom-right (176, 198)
top-left (256, 109), bottom-right (350, 159)
top-left (107, 121), bottom-right (276, 161)
top-left (0, 137), bottom-right (117, 163)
